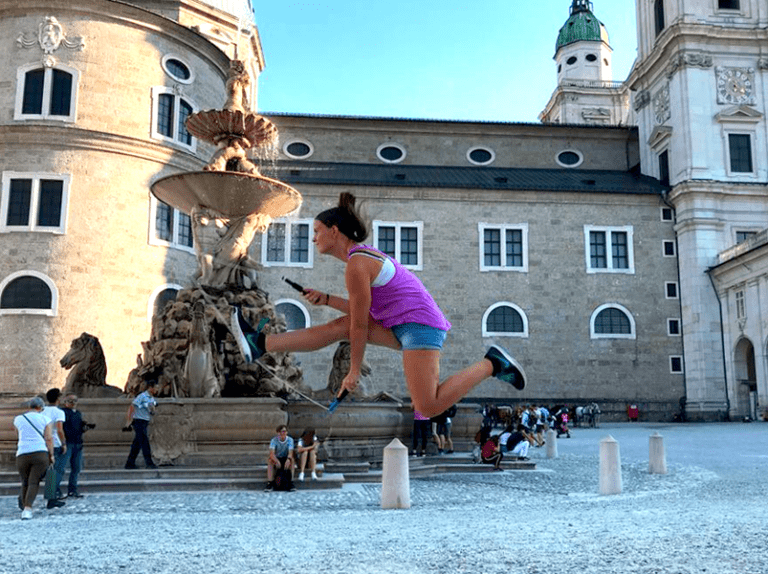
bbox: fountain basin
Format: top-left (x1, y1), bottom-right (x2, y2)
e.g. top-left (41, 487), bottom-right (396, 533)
top-left (151, 171), bottom-right (302, 218)
top-left (186, 109), bottom-right (277, 146)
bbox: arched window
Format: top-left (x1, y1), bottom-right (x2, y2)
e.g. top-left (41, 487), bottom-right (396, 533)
top-left (15, 64), bottom-right (78, 122)
top-left (591, 304), bottom-right (635, 339)
top-left (275, 299), bottom-right (310, 331)
top-left (147, 284), bottom-right (182, 321)
top-left (482, 302), bottom-right (528, 338)
top-left (0, 271), bottom-right (57, 316)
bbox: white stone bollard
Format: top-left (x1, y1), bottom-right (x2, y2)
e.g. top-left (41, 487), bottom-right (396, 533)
top-left (546, 428), bottom-right (558, 459)
top-left (649, 432), bottom-right (667, 475)
top-left (599, 435), bottom-right (622, 495)
top-left (381, 438), bottom-right (410, 509)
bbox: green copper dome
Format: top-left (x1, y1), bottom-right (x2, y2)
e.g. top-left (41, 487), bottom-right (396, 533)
top-left (555, 0), bottom-right (610, 55)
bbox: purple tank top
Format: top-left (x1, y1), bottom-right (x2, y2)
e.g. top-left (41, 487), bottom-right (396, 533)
top-left (348, 245), bottom-right (451, 331)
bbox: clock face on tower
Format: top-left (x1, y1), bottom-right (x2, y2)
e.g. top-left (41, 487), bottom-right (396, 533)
top-left (716, 67), bottom-right (754, 105)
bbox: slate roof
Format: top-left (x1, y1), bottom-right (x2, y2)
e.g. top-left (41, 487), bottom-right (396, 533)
top-left (260, 161), bottom-right (667, 196)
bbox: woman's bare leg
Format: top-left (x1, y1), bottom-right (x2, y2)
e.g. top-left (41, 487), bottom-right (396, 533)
top-left (265, 315), bottom-right (400, 353)
top-left (404, 350), bottom-right (494, 418)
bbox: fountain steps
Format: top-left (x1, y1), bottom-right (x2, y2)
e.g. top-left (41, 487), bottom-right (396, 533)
top-left (0, 454), bottom-right (535, 496)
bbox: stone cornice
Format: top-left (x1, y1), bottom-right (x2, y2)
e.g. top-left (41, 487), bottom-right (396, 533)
top-left (0, 124), bottom-right (206, 171)
top-left (628, 22), bottom-right (768, 90)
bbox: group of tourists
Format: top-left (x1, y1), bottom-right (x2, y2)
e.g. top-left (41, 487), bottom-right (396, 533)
top-left (13, 388), bottom-right (94, 520)
top-left (263, 425), bottom-right (320, 492)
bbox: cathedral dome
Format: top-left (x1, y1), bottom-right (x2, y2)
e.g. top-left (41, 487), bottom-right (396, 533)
top-left (555, 0), bottom-right (609, 55)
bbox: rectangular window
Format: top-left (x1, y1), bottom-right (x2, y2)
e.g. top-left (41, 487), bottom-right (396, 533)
top-left (658, 149), bottom-right (670, 186)
top-left (670, 356), bottom-right (683, 374)
top-left (374, 221), bottom-right (423, 269)
top-left (585, 225), bottom-right (634, 273)
top-left (667, 318), bottom-right (681, 336)
top-left (728, 133), bottom-right (753, 173)
top-left (590, 231), bottom-right (607, 268)
top-left (50, 69), bottom-right (73, 117)
top-left (661, 207), bottom-right (674, 222)
top-left (261, 219), bottom-right (313, 268)
top-left (663, 240), bottom-right (676, 257)
top-left (479, 223), bottom-right (528, 272)
top-left (665, 281), bottom-right (679, 299)
top-left (1, 172), bottom-right (69, 233)
top-left (151, 87), bottom-right (196, 151)
top-left (16, 66), bottom-right (77, 122)
top-left (21, 69), bottom-right (44, 115)
top-left (611, 231), bottom-right (628, 269)
top-left (149, 198), bottom-right (194, 252)
top-left (718, 0), bottom-right (739, 9)
top-left (654, 0), bottom-right (665, 37)
top-left (736, 231), bottom-right (756, 244)
top-left (735, 290), bottom-right (746, 320)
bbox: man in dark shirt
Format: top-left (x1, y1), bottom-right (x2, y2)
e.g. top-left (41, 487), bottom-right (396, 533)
top-left (61, 394), bottom-right (95, 498)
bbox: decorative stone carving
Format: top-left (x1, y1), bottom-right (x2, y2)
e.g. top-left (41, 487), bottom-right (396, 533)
top-left (666, 51), bottom-right (712, 78)
top-left (17, 16), bottom-right (85, 67)
top-left (184, 301), bottom-right (223, 398)
top-left (634, 90), bottom-right (651, 111)
top-left (653, 84), bottom-right (671, 125)
top-left (758, 59), bottom-right (768, 70)
top-left (716, 67), bottom-right (755, 105)
top-left (60, 333), bottom-right (123, 398)
top-left (322, 342), bottom-right (400, 404)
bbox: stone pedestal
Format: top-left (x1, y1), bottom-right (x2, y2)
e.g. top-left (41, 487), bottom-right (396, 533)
top-left (381, 438), bottom-right (410, 509)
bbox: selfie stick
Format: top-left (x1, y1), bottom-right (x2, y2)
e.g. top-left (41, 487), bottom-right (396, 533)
top-left (328, 389), bottom-right (349, 413)
top-left (282, 277), bottom-right (306, 294)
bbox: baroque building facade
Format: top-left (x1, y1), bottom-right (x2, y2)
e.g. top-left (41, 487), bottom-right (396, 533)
top-left (628, 0), bottom-right (768, 420)
top-left (3, 0), bottom-right (760, 421)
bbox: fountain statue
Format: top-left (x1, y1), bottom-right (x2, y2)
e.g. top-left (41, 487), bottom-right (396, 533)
top-left (124, 59), bottom-right (311, 399)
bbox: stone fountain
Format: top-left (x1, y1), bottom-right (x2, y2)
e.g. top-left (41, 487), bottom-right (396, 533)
top-left (126, 59), bottom-right (311, 400)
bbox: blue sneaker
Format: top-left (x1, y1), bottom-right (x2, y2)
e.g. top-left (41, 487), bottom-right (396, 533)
top-left (485, 345), bottom-right (526, 390)
top-left (231, 307), bottom-right (268, 363)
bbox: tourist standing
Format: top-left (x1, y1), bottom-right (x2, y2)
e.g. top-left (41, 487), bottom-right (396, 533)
top-left (61, 394), bottom-right (94, 497)
top-left (14, 396), bottom-right (54, 519)
top-left (43, 388), bottom-right (67, 509)
top-left (124, 380), bottom-right (159, 469)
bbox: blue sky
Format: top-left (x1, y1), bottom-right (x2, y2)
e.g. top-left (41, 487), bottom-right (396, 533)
top-left (252, 1), bottom-right (637, 123)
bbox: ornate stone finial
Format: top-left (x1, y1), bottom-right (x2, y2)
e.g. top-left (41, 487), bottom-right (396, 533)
top-left (17, 16), bottom-right (85, 68)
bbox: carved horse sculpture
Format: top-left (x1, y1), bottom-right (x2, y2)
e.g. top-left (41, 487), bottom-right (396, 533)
top-left (60, 333), bottom-right (123, 397)
top-left (183, 301), bottom-right (223, 398)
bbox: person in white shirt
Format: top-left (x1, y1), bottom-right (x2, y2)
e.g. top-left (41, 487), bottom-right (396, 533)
top-left (42, 388), bottom-right (67, 509)
top-left (14, 396), bottom-right (54, 519)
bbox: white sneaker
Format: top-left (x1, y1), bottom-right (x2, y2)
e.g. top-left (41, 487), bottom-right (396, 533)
top-left (21, 509), bottom-right (33, 520)
top-left (298, 472), bottom-right (304, 482)
top-left (311, 471), bottom-right (318, 481)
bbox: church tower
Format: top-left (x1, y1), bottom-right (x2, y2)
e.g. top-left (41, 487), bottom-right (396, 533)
top-left (540, 0), bottom-right (630, 125)
top-left (628, 0), bottom-right (768, 420)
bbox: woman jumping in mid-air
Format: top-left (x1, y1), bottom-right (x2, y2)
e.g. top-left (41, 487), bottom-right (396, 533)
top-left (232, 192), bottom-right (525, 417)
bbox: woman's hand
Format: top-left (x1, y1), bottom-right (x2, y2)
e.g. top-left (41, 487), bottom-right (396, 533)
top-left (303, 289), bottom-right (327, 306)
top-left (340, 368), bottom-right (361, 396)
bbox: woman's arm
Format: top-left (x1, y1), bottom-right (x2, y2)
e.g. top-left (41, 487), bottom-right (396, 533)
top-left (44, 422), bottom-right (54, 463)
top-left (303, 289), bottom-right (350, 314)
top-left (340, 256), bottom-right (376, 395)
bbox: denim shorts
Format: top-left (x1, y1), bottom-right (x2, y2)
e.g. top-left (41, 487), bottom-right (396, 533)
top-left (391, 323), bottom-right (447, 351)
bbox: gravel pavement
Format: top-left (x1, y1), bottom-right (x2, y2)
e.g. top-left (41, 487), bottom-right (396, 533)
top-left (1, 422), bottom-right (767, 574)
